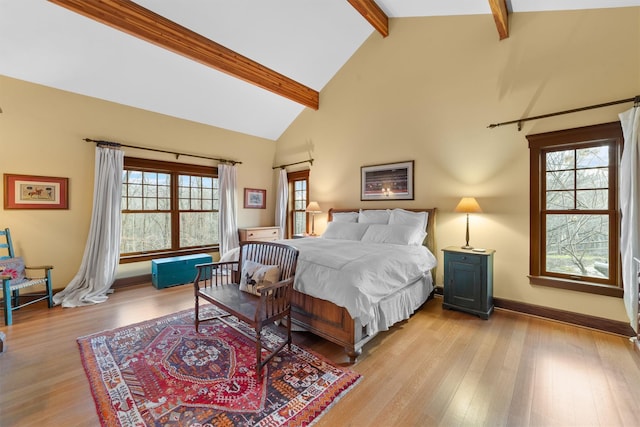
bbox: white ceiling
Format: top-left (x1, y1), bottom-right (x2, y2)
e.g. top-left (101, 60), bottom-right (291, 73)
top-left (1, 0), bottom-right (639, 140)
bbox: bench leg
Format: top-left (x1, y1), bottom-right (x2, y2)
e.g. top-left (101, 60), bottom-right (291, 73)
top-left (287, 314), bottom-right (292, 351)
top-left (194, 294), bottom-right (200, 332)
top-left (256, 328), bottom-right (263, 381)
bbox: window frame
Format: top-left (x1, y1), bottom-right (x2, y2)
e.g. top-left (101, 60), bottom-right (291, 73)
top-left (287, 169), bottom-right (310, 238)
top-left (527, 122), bottom-right (623, 297)
top-left (120, 157), bottom-right (219, 264)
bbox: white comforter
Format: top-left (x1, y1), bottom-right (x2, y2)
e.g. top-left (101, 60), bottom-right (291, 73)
top-left (222, 238), bottom-right (437, 325)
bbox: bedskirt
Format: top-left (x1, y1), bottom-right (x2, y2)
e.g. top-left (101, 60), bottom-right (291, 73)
top-left (367, 271), bottom-right (434, 336)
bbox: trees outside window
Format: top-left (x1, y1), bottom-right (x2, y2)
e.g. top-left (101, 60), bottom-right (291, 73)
top-left (120, 157), bottom-right (218, 263)
top-left (287, 170), bottom-right (309, 237)
top-left (528, 122), bottom-right (623, 296)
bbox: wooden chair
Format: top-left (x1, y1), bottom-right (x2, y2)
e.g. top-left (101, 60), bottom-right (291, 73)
top-left (194, 241), bottom-right (299, 380)
top-left (0, 228), bottom-right (53, 325)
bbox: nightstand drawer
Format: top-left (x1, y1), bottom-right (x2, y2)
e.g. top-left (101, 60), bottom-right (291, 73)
top-left (446, 252), bottom-right (482, 266)
top-left (239, 227), bottom-right (281, 242)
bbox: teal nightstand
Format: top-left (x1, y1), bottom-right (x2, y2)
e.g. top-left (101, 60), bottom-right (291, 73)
top-left (442, 246), bottom-right (495, 319)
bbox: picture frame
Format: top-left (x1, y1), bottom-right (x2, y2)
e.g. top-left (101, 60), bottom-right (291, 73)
top-left (3, 174), bottom-right (69, 209)
top-left (361, 160), bottom-right (414, 201)
top-left (244, 188), bottom-right (266, 209)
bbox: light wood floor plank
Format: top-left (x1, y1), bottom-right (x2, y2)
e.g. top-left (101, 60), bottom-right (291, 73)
top-left (1, 284), bottom-right (640, 426)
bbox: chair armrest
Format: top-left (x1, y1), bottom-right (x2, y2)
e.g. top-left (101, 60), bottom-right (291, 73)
top-left (256, 277), bottom-right (295, 321)
top-left (195, 261), bottom-right (238, 269)
top-left (257, 277), bottom-right (294, 294)
top-left (25, 265), bottom-right (54, 271)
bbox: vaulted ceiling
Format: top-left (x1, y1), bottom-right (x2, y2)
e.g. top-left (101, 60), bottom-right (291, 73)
top-left (1, 0), bottom-right (638, 140)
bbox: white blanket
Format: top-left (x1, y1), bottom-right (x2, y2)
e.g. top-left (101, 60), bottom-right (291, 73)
top-left (222, 238), bottom-right (437, 325)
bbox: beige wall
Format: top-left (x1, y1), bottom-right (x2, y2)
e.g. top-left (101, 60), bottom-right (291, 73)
top-left (275, 9), bottom-right (640, 322)
top-left (2, 8), bottom-right (638, 323)
top-left (0, 76), bottom-right (277, 285)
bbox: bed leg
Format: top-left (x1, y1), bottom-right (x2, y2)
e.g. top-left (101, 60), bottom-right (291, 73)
top-left (346, 347), bottom-right (361, 363)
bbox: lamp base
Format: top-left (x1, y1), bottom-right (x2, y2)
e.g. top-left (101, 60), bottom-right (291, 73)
top-left (461, 245), bottom-right (473, 250)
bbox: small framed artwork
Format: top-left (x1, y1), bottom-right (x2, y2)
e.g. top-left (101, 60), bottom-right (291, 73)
top-left (361, 160), bottom-right (414, 201)
top-left (244, 188), bottom-right (266, 209)
top-left (4, 174), bottom-right (69, 209)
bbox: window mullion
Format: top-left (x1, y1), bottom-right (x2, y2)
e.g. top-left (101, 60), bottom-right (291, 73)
top-left (171, 172), bottom-right (179, 251)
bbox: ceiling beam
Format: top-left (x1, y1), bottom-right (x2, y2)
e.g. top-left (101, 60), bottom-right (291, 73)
top-left (488, 0), bottom-right (509, 40)
top-left (347, 0), bottom-right (389, 37)
top-left (48, 0), bottom-right (319, 110)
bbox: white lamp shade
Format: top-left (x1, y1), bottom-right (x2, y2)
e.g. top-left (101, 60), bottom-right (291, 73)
top-left (306, 201), bottom-right (321, 213)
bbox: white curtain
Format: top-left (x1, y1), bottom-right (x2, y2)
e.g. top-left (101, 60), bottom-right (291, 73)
top-left (53, 146), bottom-right (124, 307)
top-left (275, 168), bottom-right (288, 239)
top-left (218, 163), bottom-right (239, 257)
top-left (619, 104), bottom-right (640, 333)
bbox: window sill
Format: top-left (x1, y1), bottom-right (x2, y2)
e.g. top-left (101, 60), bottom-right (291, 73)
top-left (120, 246), bottom-right (218, 264)
top-left (528, 275), bottom-right (623, 298)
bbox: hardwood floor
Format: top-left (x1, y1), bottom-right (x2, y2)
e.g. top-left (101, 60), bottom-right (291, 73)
top-left (1, 284), bottom-right (640, 426)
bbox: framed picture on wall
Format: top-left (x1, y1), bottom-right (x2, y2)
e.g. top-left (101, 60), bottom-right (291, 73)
top-left (3, 174), bottom-right (69, 209)
top-left (361, 160), bottom-right (414, 201)
top-left (244, 188), bottom-right (266, 209)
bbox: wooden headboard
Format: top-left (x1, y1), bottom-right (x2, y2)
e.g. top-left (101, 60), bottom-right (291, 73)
top-left (327, 208), bottom-right (437, 256)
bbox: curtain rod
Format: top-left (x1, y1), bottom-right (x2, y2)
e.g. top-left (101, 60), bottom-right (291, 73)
top-left (84, 138), bottom-right (242, 165)
top-left (487, 95), bottom-right (640, 131)
top-left (272, 158), bottom-right (314, 169)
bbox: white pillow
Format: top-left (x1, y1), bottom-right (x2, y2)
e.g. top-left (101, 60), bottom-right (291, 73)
top-left (358, 209), bottom-right (391, 224)
top-left (321, 222), bottom-right (370, 240)
top-left (331, 211), bottom-right (359, 223)
top-left (389, 209), bottom-right (428, 232)
top-left (239, 260), bottom-right (280, 295)
top-left (361, 224), bottom-right (427, 246)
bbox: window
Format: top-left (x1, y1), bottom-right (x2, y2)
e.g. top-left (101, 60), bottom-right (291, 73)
top-left (287, 170), bottom-right (309, 237)
top-left (120, 157), bottom-right (218, 262)
top-left (527, 122), bottom-right (623, 296)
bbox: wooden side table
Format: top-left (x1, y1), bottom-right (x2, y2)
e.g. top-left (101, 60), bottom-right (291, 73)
top-left (442, 246), bottom-right (495, 319)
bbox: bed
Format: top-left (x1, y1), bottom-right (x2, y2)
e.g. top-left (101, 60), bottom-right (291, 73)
top-left (225, 207), bottom-right (438, 361)
top-left (287, 208), bottom-right (437, 361)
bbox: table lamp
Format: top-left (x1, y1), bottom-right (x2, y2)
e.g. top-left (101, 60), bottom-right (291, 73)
top-left (454, 197), bottom-right (482, 249)
top-left (305, 201), bottom-right (322, 236)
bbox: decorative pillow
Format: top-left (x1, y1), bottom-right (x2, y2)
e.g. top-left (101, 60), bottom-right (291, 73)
top-left (389, 209), bottom-right (428, 232)
top-left (361, 224), bottom-right (427, 246)
top-left (358, 209), bottom-right (391, 224)
top-left (331, 212), bottom-right (359, 223)
top-left (0, 257), bottom-right (26, 281)
top-left (239, 260), bottom-right (280, 295)
top-left (321, 222), bottom-right (370, 241)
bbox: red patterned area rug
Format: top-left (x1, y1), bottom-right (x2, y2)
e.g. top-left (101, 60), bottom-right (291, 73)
top-left (78, 306), bottom-right (361, 427)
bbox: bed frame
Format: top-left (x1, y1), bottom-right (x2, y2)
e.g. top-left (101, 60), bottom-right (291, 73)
top-left (289, 207), bottom-right (437, 361)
